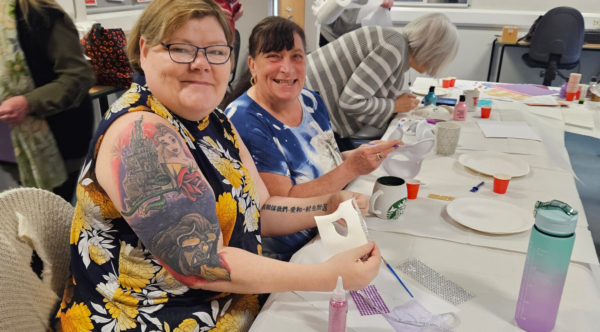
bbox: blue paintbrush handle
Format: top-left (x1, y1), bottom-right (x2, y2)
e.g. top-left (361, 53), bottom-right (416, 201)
top-left (355, 142), bottom-right (402, 148)
top-left (386, 263), bottom-right (414, 298)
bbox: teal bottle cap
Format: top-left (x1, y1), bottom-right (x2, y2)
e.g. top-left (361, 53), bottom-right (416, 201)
top-left (534, 200), bottom-right (578, 236)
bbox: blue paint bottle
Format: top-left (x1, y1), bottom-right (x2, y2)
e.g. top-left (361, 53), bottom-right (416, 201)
top-left (423, 86), bottom-right (437, 106)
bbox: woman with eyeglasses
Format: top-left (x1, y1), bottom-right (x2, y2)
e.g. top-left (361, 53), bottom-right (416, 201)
top-left (54, 1), bottom-right (381, 331)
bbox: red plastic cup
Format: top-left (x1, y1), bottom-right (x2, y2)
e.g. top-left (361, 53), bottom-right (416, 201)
top-left (566, 92), bottom-right (576, 101)
top-left (406, 179), bottom-right (421, 200)
top-left (481, 106), bottom-right (492, 118)
top-left (442, 78), bottom-right (452, 88)
top-left (449, 77), bottom-right (456, 87)
top-left (493, 173), bottom-right (511, 194)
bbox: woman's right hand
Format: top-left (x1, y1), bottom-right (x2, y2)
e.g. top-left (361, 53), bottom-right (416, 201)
top-left (322, 242), bottom-right (382, 291)
top-left (344, 140), bottom-right (401, 176)
top-left (393, 93), bottom-right (420, 113)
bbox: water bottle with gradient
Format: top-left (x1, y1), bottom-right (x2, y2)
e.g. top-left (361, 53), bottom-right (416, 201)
top-left (515, 200), bottom-right (578, 332)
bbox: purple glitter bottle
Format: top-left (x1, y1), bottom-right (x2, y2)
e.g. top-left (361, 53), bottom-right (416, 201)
top-left (329, 276), bottom-right (347, 332)
top-left (559, 80), bottom-right (569, 99)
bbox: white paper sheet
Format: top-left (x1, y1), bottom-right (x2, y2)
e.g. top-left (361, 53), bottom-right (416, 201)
top-left (477, 121), bottom-right (542, 141)
top-left (521, 95), bottom-right (560, 106)
top-left (527, 106), bottom-right (564, 121)
top-left (562, 108), bottom-right (596, 129)
top-left (360, 6), bottom-right (392, 27)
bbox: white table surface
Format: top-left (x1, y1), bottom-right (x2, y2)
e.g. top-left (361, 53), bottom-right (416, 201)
top-left (250, 78), bottom-right (600, 331)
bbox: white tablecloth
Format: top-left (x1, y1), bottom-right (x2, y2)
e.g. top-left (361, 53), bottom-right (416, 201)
top-left (250, 78), bottom-right (600, 331)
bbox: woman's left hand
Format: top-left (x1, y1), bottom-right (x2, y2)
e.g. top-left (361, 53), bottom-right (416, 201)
top-left (380, 0), bottom-right (394, 9)
top-left (329, 190), bottom-right (369, 218)
top-left (0, 96), bottom-right (31, 126)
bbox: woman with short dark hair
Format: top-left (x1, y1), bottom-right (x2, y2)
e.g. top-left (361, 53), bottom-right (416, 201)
top-left (226, 17), bottom-right (399, 261)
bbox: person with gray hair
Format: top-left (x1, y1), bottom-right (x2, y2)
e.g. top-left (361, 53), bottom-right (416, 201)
top-left (306, 13), bottom-right (459, 151)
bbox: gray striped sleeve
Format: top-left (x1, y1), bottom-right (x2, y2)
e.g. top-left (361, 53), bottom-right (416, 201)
top-left (337, 35), bottom-right (403, 128)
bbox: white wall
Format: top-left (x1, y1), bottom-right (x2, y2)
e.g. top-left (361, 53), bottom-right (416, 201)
top-left (305, 0), bottom-right (600, 86)
top-left (56, 0), bottom-right (75, 18)
top-left (233, 0), bottom-right (270, 84)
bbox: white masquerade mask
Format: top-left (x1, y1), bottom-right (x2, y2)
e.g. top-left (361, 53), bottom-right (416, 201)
top-left (314, 198), bottom-right (370, 256)
top-left (382, 123), bottom-right (434, 179)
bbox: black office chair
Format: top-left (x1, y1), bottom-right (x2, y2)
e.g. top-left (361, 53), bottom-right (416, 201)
top-left (521, 7), bottom-right (584, 86)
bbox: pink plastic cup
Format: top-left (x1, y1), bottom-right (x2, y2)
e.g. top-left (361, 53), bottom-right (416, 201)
top-left (493, 173), bottom-right (511, 194)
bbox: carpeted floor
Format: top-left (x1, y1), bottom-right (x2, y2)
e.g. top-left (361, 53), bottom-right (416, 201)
top-left (565, 132), bottom-right (600, 259)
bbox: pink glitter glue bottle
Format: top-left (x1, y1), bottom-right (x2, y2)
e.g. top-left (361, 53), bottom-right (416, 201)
top-left (329, 276), bottom-right (348, 332)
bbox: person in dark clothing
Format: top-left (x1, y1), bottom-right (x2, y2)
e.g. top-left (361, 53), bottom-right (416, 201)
top-left (0, 0), bottom-right (95, 203)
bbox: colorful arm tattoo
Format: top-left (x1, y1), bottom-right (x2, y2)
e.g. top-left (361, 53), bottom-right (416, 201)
top-left (113, 115), bottom-right (231, 284)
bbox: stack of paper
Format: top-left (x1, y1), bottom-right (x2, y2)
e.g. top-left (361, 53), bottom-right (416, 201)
top-left (477, 121), bottom-right (542, 141)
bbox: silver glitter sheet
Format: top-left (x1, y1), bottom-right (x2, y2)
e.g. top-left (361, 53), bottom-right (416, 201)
top-left (398, 258), bottom-right (475, 305)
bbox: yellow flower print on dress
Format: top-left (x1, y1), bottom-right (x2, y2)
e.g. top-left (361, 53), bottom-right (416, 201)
top-left (96, 273), bottom-right (140, 331)
top-left (148, 94), bottom-right (174, 122)
top-left (257, 244), bottom-right (262, 256)
top-left (71, 185), bottom-right (114, 267)
top-left (84, 181), bottom-right (121, 219)
top-left (240, 166), bottom-right (258, 202)
top-left (216, 192), bottom-right (237, 246)
top-left (155, 267), bottom-right (188, 295)
top-left (105, 85), bottom-right (141, 119)
top-left (71, 185), bottom-right (105, 245)
top-left (174, 319), bottom-right (199, 332)
top-left (89, 244), bottom-right (111, 265)
top-left (105, 288), bottom-right (139, 331)
top-left (118, 241), bottom-right (156, 292)
top-left (223, 128), bottom-right (239, 149)
top-left (242, 203), bottom-right (259, 233)
top-left (59, 302), bottom-right (94, 332)
top-left (198, 116), bottom-right (210, 131)
top-left (210, 310), bottom-right (255, 332)
top-left (202, 144), bottom-right (243, 189)
top-left (230, 294), bottom-right (260, 316)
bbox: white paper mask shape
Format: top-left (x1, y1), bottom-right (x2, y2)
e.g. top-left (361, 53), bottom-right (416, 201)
top-left (314, 198), bottom-right (370, 256)
top-left (382, 125), bottom-right (434, 179)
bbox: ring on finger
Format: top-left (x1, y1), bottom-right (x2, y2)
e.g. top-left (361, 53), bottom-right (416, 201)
top-left (376, 152), bottom-right (382, 160)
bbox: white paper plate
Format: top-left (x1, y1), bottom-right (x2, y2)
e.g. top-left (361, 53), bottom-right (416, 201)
top-left (447, 198), bottom-right (533, 234)
top-left (458, 151), bottom-right (530, 177)
top-left (410, 87), bottom-right (450, 96)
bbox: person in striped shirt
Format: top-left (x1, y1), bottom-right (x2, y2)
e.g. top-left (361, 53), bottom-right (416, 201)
top-left (306, 13), bottom-right (459, 151)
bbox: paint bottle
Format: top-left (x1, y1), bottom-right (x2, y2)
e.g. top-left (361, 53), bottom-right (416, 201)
top-left (423, 86), bottom-right (437, 106)
top-left (559, 79), bottom-right (568, 99)
top-left (328, 276), bottom-right (347, 332)
top-left (453, 95), bottom-right (467, 121)
top-left (515, 200), bottom-right (578, 332)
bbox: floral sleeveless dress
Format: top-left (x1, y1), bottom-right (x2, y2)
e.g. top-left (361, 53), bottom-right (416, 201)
top-left (54, 83), bottom-right (263, 332)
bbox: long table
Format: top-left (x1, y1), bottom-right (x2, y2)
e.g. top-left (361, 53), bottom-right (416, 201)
top-left (250, 79), bottom-right (600, 332)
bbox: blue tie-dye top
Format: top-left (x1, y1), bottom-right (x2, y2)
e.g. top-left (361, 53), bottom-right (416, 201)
top-left (226, 89), bottom-right (343, 261)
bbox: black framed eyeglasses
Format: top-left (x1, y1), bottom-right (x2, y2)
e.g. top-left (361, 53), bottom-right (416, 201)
top-left (161, 43), bottom-right (233, 65)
